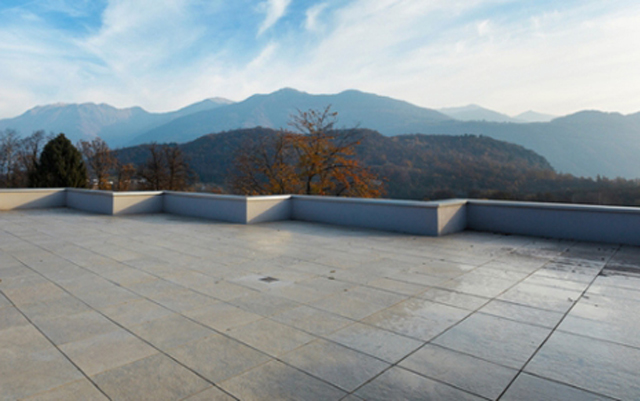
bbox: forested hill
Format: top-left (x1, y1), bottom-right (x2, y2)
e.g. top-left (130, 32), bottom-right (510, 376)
top-left (116, 127), bottom-right (557, 199)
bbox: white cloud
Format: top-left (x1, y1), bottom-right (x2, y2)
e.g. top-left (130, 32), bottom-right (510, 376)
top-left (305, 2), bottom-right (328, 32)
top-left (477, 19), bottom-right (491, 36)
top-left (82, 0), bottom-right (203, 73)
top-left (257, 0), bottom-right (291, 36)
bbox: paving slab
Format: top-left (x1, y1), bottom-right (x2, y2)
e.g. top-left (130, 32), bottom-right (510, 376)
top-left (59, 329), bottom-right (157, 376)
top-left (327, 322), bottom-right (423, 363)
top-left (92, 353), bottom-right (210, 401)
top-left (220, 360), bottom-right (346, 401)
top-left (281, 339), bottom-right (389, 392)
top-left (183, 302), bottom-right (264, 332)
top-left (128, 313), bottom-right (215, 350)
top-left (525, 331), bottom-right (640, 400)
top-left (182, 386), bottom-right (237, 401)
top-left (30, 310), bottom-right (120, 346)
top-left (501, 373), bottom-right (615, 401)
top-left (433, 313), bottom-right (552, 369)
top-left (271, 305), bottom-right (352, 336)
top-left (21, 379), bottom-right (108, 401)
top-left (354, 367), bottom-right (484, 401)
top-left (166, 333), bottom-right (272, 383)
top-left (400, 344), bottom-right (518, 400)
top-left (226, 318), bottom-right (316, 357)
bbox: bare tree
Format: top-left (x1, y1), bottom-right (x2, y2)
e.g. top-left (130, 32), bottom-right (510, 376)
top-left (163, 145), bottom-right (192, 191)
top-left (114, 162), bottom-right (136, 191)
top-left (17, 130), bottom-right (45, 187)
top-left (138, 143), bottom-right (165, 190)
top-left (138, 143), bottom-right (192, 191)
top-left (0, 129), bottom-right (20, 187)
top-left (78, 137), bottom-right (117, 190)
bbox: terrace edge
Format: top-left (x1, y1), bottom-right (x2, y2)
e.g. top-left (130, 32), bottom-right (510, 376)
top-left (1, 189), bottom-right (638, 245)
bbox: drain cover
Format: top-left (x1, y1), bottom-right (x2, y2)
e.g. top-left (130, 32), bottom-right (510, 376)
top-left (260, 276), bottom-right (279, 283)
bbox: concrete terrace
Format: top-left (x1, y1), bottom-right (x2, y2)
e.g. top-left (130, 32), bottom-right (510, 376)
top-left (1, 208), bottom-right (639, 400)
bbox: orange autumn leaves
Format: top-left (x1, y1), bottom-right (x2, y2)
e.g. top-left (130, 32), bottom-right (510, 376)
top-left (230, 106), bottom-right (384, 198)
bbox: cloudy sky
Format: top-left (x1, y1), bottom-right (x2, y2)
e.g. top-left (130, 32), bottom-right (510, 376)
top-left (1, 0), bottom-right (639, 119)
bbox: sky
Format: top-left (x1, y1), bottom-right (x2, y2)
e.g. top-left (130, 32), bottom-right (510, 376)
top-left (1, 0), bottom-right (639, 119)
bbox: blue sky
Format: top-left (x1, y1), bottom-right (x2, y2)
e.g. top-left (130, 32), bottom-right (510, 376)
top-left (1, 0), bottom-right (639, 118)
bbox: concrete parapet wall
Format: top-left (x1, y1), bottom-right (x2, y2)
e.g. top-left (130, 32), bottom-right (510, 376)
top-left (246, 195), bottom-right (292, 224)
top-left (112, 192), bottom-right (163, 215)
top-left (51, 189), bottom-right (164, 215)
top-left (66, 189), bottom-right (113, 214)
top-left (467, 200), bottom-right (640, 246)
top-left (0, 188), bottom-right (66, 210)
top-left (1, 189), bottom-right (639, 245)
top-left (163, 192), bottom-right (247, 223)
top-left (291, 196), bottom-right (443, 236)
top-left (437, 200), bottom-right (468, 235)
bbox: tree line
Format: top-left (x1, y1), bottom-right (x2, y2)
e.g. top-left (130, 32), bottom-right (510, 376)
top-left (1, 107), bottom-right (380, 196)
top-left (0, 129), bottom-right (193, 191)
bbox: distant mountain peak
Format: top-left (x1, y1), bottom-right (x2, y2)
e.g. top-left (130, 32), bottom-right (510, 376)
top-left (205, 97), bottom-right (234, 104)
top-left (514, 110), bottom-right (556, 123)
top-left (440, 104), bottom-right (484, 113)
top-left (439, 104), bottom-right (519, 123)
top-left (273, 87), bottom-right (306, 95)
top-left (338, 89), bottom-right (367, 95)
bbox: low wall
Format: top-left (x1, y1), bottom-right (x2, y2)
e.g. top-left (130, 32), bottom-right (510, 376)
top-left (1, 189), bottom-right (639, 245)
top-left (66, 189), bottom-right (112, 214)
top-left (0, 188), bottom-right (66, 210)
top-left (467, 200), bottom-right (640, 246)
top-left (65, 189), bottom-right (164, 215)
top-left (291, 196), bottom-right (446, 236)
top-left (246, 195), bottom-right (292, 224)
top-left (437, 200), bottom-right (468, 235)
top-left (113, 192), bottom-right (163, 215)
top-left (163, 192), bottom-right (247, 223)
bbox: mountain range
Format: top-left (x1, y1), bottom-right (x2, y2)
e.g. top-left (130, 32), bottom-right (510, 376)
top-left (1, 88), bottom-right (639, 179)
top-left (0, 97), bottom-right (233, 146)
top-left (438, 104), bottom-right (555, 123)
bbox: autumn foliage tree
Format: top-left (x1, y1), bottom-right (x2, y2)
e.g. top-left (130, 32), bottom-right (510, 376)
top-left (230, 106), bottom-right (384, 197)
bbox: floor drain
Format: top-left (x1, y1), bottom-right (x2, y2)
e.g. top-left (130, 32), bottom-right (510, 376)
top-left (260, 276), bottom-right (279, 283)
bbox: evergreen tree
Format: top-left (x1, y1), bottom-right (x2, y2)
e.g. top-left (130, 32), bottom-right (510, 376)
top-left (30, 134), bottom-right (87, 188)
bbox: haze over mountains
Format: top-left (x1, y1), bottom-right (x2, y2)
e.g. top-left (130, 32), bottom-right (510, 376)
top-left (0, 98), bottom-right (233, 146)
top-left (1, 88), bottom-right (639, 179)
top-left (438, 104), bottom-right (556, 123)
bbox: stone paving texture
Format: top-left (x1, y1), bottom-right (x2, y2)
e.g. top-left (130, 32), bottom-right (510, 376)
top-left (0, 208), bottom-right (639, 400)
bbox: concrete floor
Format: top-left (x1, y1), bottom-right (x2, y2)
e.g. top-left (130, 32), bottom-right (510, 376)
top-left (1, 208), bottom-right (639, 400)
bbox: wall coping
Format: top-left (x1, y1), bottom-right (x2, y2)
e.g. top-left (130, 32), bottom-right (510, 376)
top-left (67, 188), bottom-right (164, 197)
top-left (0, 188), bottom-right (66, 193)
top-left (164, 191), bottom-right (293, 203)
top-left (291, 195), bottom-right (468, 209)
top-left (468, 199), bottom-right (640, 215)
